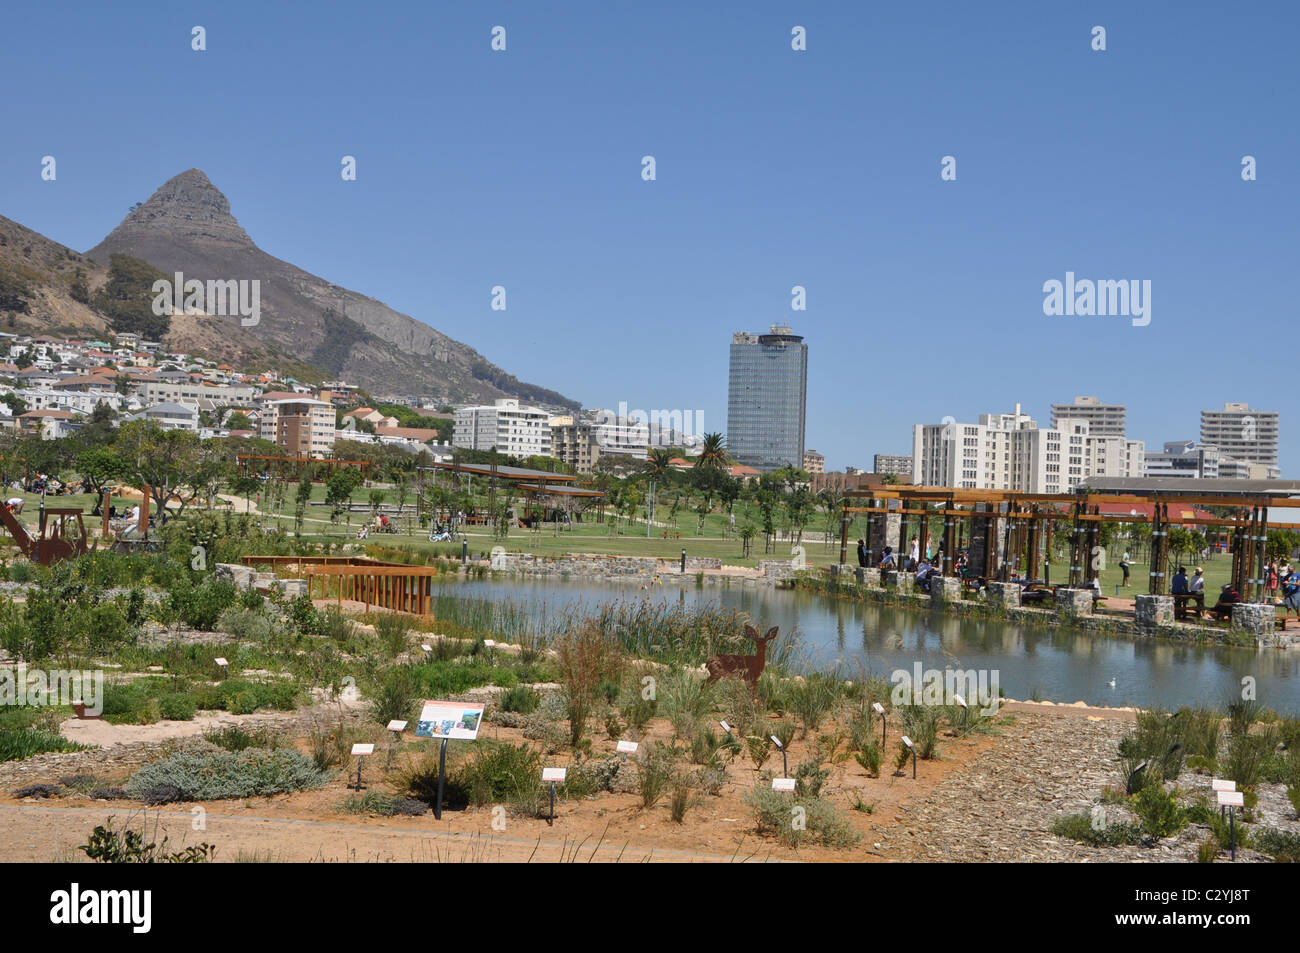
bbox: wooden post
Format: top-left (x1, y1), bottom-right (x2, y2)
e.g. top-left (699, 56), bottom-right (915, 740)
top-left (140, 484), bottom-right (151, 539)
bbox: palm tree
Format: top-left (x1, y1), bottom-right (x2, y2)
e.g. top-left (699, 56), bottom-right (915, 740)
top-left (646, 447), bottom-right (672, 478)
top-left (697, 432), bottom-right (728, 469)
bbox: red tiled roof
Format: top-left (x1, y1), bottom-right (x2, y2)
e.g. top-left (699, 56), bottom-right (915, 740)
top-left (375, 426), bottom-right (440, 442)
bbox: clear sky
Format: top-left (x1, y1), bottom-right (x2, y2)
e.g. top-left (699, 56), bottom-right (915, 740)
top-left (2, 1), bottom-right (1297, 473)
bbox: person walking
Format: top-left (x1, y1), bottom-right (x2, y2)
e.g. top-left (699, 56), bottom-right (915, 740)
top-left (1119, 549), bottom-right (1131, 588)
top-left (909, 535), bottom-right (920, 567)
top-left (856, 538), bottom-right (868, 568)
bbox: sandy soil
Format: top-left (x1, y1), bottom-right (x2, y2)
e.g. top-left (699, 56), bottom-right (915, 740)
top-left (0, 701), bottom-right (1151, 864)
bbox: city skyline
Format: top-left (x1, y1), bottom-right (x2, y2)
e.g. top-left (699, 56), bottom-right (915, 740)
top-left (4, 2), bottom-right (1297, 476)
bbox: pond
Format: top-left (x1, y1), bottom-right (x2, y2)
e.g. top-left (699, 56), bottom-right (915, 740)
top-left (446, 578), bottom-right (1300, 714)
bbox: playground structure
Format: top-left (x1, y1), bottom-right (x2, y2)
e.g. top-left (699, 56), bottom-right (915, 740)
top-left (0, 495), bottom-right (95, 565)
top-left (838, 478), bottom-right (1300, 604)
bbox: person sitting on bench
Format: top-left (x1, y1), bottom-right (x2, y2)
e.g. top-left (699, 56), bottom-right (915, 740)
top-left (1209, 584), bottom-right (1240, 621)
top-left (1188, 567), bottom-right (1206, 613)
top-left (1171, 566), bottom-right (1190, 618)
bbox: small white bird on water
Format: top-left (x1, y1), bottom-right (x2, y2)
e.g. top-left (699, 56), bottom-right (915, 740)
top-left (1107, 678), bottom-right (1116, 688)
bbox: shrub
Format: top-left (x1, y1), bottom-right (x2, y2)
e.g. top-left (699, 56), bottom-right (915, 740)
top-left (0, 728), bottom-right (86, 761)
top-left (854, 741), bottom-right (882, 778)
top-left (744, 783), bottom-right (861, 849)
top-left (317, 606), bottom-right (356, 642)
top-left (661, 669), bottom-right (715, 740)
top-left (637, 740), bottom-right (681, 809)
top-left (340, 792), bottom-right (428, 816)
top-left (170, 577), bottom-right (239, 630)
top-left (372, 613), bottom-right (412, 656)
top-left (125, 748), bottom-right (329, 801)
top-left (369, 665), bottom-right (420, 726)
top-left (204, 725), bottom-right (280, 752)
top-left (1178, 707), bottom-right (1223, 760)
top-left (794, 758), bottom-right (829, 799)
top-left (396, 750), bottom-right (470, 810)
top-left (500, 684), bottom-right (539, 715)
top-left (788, 673), bottom-right (842, 736)
top-left (746, 733), bottom-right (772, 770)
top-left (1250, 827), bottom-right (1300, 862)
top-left (1050, 811), bottom-right (1144, 847)
top-left (457, 742), bottom-right (544, 811)
top-left (554, 621), bottom-right (624, 747)
top-left (227, 690), bottom-right (259, 715)
top-left (899, 705), bottom-right (941, 760)
top-left (218, 607), bottom-right (276, 642)
top-left (12, 783), bottom-right (61, 799)
top-left (81, 822), bottom-right (215, 863)
top-left (158, 693), bottom-right (197, 721)
top-left (1132, 783), bottom-right (1187, 840)
top-left (669, 777), bottom-right (697, 823)
top-left (1223, 726), bottom-right (1278, 790)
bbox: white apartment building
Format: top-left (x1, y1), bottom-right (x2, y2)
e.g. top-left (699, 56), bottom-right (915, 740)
top-left (13, 388), bottom-right (140, 415)
top-left (912, 404), bottom-right (1144, 493)
top-left (134, 380), bottom-right (256, 408)
top-left (131, 401), bottom-right (200, 432)
top-left (1144, 441), bottom-right (1222, 479)
top-left (454, 399), bottom-right (553, 457)
top-left (260, 398), bottom-right (337, 458)
top-left (1200, 402), bottom-right (1278, 467)
top-left (592, 412), bottom-right (649, 459)
top-left (1050, 396), bottom-right (1127, 437)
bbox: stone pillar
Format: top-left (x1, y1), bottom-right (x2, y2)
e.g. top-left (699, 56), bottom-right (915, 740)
top-left (885, 571), bottom-right (915, 594)
top-left (869, 512), bottom-right (901, 566)
top-left (858, 568), bottom-right (882, 589)
top-left (930, 576), bottom-right (962, 604)
top-left (1135, 594), bottom-right (1173, 628)
top-left (1231, 603), bottom-right (1275, 640)
top-left (987, 580), bottom-right (1021, 609)
top-left (1055, 587), bottom-right (1093, 616)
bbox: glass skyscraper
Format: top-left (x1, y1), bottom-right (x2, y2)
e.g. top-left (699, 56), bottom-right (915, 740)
top-left (727, 325), bottom-right (808, 472)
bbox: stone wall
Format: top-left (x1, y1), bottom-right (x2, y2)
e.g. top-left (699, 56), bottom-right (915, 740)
top-left (1231, 603), bottom-right (1276, 639)
top-left (1054, 588), bottom-right (1093, 616)
top-left (885, 570), bottom-right (915, 595)
top-left (495, 552), bottom-right (722, 578)
top-left (1135, 594), bottom-right (1173, 628)
top-left (930, 576), bottom-right (962, 604)
top-left (987, 581), bottom-right (1020, 609)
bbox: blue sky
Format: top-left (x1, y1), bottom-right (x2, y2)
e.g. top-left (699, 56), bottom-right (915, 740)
top-left (3, 1), bottom-right (1297, 473)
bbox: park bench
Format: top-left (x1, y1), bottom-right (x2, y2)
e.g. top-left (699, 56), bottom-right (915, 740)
top-left (1172, 593), bottom-right (1205, 620)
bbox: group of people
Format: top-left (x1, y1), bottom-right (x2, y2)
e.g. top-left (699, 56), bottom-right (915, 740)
top-left (856, 535), bottom-right (970, 591)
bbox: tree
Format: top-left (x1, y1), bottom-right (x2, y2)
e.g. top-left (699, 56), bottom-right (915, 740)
top-left (75, 447), bottom-right (129, 495)
top-left (697, 432), bottom-right (728, 469)
top-left (326, 467), bottom-right (364, 525)
top-left (114, 421), bottom-right (204, 525)
top-left (295, 477), bottom-right (313, 535)
top-left (646, 447), bottom-right (672, 479)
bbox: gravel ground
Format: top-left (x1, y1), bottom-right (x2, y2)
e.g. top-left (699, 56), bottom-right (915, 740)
top-left (888, 712), bottom-right (1295, 862)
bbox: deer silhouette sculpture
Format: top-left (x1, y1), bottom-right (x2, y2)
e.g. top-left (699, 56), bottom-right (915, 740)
top-left (705, 624), bottom-right (778, 693)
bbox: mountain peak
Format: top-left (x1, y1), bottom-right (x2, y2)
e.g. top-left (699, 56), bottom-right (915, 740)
top-left (107, 168), bottom-right (252, 247)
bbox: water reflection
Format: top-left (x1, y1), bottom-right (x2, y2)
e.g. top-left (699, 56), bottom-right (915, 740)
top-left (448, 579), bottom-right (1300, 714)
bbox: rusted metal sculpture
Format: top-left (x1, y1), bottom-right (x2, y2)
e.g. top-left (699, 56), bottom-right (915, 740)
top-left (705, 624), bottom-right (778, 692)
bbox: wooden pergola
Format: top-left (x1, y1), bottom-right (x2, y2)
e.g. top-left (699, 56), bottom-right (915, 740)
top-left (838, 479), bottom-right (1300, 602)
